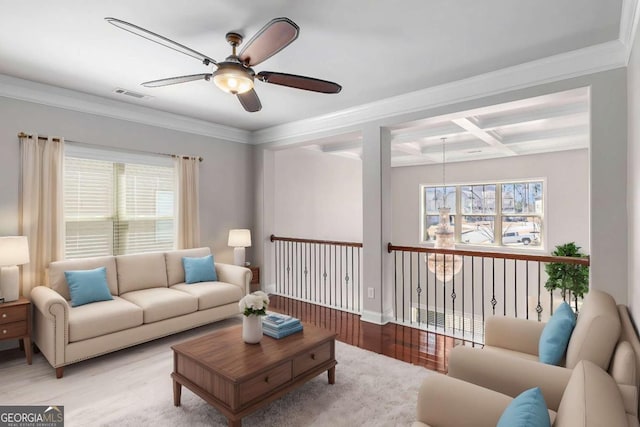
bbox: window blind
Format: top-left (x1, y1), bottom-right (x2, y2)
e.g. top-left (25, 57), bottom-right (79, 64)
top-left (64, 146), bottom-right (175, 259)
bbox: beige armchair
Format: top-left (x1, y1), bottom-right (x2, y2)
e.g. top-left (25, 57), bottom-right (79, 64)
top-left (414, 360), bottom-right (638, 427)
top-left (447, 290), bottom-right (622, 411)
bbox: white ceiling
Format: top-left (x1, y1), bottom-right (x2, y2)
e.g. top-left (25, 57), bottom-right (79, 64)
top-left (302, 87), bottom-right (590, 166)
top-left (0, 1), bottom-right (623, 131)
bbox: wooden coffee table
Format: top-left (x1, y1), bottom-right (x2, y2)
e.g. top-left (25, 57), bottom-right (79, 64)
top-left (171, 322), bottom-right (337, 427)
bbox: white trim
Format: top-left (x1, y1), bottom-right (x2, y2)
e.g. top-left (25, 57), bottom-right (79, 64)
top-left (620, 0), bottom-right (640, 63)
top-left (0, 74), bottom-right (252, 144)
top-left (253, 41), bottom-right (626, 146)
top-left (0, 35), bottom-right (632, 145)
top-left (360, 308), bottom-right (393, 325)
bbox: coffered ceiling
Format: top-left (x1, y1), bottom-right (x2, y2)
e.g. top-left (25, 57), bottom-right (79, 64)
top-left (302, 87), bottom-right (589, 166)
top-left (0, 1), bottom-right (626, 133)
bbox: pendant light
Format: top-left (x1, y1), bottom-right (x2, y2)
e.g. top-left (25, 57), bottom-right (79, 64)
top-left (427, 137), bottom-right (463, 282)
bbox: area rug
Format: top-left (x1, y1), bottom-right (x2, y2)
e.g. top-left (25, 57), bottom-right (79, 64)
top-left (1, 318), bottom-right (432, 426)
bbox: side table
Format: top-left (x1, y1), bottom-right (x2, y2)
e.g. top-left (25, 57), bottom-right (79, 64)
top-left (0, 297), bottom-right (32, 364)
top-left (249, 266), bottom-right (260, 293)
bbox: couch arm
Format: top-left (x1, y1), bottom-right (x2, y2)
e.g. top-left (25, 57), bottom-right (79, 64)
top-left (416, 373), bottom-right (513, 427)
top-left (30, 286), bottom-right (69, 368)
top-left (484, 316), bottom-right (546, 356)
top-left (448, 345), bottom-right (572, 411)
top-left (215, 263), bottom-right (252, 295)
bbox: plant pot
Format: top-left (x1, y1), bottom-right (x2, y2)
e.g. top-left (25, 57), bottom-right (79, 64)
top-left (242, 314), bottom-right (263, 344)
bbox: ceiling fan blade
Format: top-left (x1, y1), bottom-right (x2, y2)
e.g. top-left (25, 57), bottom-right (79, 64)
top-left (238, 17), bottom-right (299, 66)
top-left (257, 71), bottom-right (342, 94)
top-left (105, 17), bottom-right (217, 66)
top-left (237, 89), bottom-right (262, 112)
top-left (141, 73), bottom-right (212, 88)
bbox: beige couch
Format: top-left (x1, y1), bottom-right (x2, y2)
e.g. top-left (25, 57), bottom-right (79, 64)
top-left (30, 247), bottom-right (251, 378)
top-left (414, 360), bottom-right (639, 427)
top-left (447, 290), bottom-right (635, 411)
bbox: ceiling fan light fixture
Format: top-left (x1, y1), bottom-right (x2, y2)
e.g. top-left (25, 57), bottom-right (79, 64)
top-left (213, 65), bottom-right (254, 94)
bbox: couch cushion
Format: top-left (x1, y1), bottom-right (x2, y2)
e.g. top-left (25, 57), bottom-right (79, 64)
top-left (539, 302), bottom-right (576, 365)
top-left (183, 255), bottom-right (218, 284)
top-left (482, 346), bottom-right (541, 363)
top-left (116, 252), bottom-right (168, 294)
top-left (554, 360), bottom-right (628, 427)
top-left (48, 256), bottom-right (118, 300)
top-left (68, 296), bottom-right (143, 342)
top-left (120, 288), bottom-right (198, 323)
top-left (165, 247), bottom-right (211, 286)
top-left (565, 290), bottom-right (621, 369)
top-left (610, 341), bottom-right (637, 386)
top-left (66, 267), bottom-right (114, 307)
top-left (170, 282), bottom-right (242, 310)
top-left (497, 387), bottom-right (550, 427)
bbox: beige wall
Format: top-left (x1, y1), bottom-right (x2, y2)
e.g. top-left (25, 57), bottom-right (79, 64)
top-left (628, 23), bottom-right (640, 323)
top-left (392, 149), bottom-right (590, 252)
top-left (0, 97), bottom-right (255, 264)
top-left (273, 148), bottom-right (363, 242)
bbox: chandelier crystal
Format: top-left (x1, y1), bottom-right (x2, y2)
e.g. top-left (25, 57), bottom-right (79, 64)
top-left (427, 137), bottom-right (463, 282)
top-left (427, 206), bottom-right (463, 282)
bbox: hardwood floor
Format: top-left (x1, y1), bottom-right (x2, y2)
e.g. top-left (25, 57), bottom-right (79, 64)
top-left (269, 295), bottom-right (477, 373)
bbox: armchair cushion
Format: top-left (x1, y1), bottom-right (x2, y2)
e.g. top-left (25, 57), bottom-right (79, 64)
top-left (539, 302), bottom-right (576, 365)
top-left (496, 387), bottom-right (550, 427)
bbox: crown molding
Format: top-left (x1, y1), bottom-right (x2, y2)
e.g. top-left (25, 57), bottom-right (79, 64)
top-left (620, 0), bottom-right (640, 63)
top-left (253, 40), bottom-right (627, 147)
top-left (0, 74), bottom-right (252, 144)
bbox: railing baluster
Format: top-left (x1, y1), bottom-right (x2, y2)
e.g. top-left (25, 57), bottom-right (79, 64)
top-left (269, 236), bottom-right (587, 345)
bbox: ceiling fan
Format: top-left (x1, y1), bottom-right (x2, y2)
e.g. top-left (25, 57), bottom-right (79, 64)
top-left (105, 17), bottom-right (342, 112)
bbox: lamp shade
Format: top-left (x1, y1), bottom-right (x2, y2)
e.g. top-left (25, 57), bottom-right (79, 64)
top-left (228, 229), bottom-right (251, 248)
top-left (0, 236), bottom-right (29, 266)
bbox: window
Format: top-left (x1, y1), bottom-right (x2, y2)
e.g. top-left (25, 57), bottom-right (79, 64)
top-left (421, 180), bottom-right (543, 248)
top-left (64, 145), bottom-right (175, 259)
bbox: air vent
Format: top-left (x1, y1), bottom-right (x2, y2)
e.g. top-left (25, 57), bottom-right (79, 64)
top-left (113, 88), bottom-right (151, 100)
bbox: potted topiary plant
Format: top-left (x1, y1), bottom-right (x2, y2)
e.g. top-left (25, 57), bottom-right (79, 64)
top-left (544, 242), bottom-right (589, 311)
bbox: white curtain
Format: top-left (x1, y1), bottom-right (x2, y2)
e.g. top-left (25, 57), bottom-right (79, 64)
top-left (19, 134), bottom-right (64, 297)
top-left (175, 156), bottom-right (200, 249)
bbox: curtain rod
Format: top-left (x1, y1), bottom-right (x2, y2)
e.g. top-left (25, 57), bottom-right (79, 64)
top-left (17, 132), bottom-right (203, 162)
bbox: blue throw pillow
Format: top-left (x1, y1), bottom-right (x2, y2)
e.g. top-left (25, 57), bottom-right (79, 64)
top-left (497, 387), bottom-right (551, 427)
top-left (539, 301), bottom-right (577, 365)
top-left (65, 267), bottom-right (113, 307)
top-left (183, 255), bottom-right (217, 284)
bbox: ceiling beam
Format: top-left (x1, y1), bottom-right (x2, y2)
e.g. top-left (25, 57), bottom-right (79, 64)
top-left (390, 123), bottom-right (465, 144)
top-left (320, 140), bottom-right (363, 153)
top-left (501, 125), bottom-right (589, 145)
top-left (451, 117), bottom-right (517, 155)
top-left (478, 102), bottom-right (588, 130)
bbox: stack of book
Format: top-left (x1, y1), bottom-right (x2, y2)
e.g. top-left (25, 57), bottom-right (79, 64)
top-left (262, 312), bottom-right (303, 339)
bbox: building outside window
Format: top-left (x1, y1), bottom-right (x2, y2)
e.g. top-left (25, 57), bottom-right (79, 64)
top-left (421, 180), bottom-right (543, 248)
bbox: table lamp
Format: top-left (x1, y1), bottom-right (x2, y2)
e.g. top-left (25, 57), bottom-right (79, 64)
top-left (228, 229), bottom-right (251, 266)
top-left (0, 236), bottom-right (30, 302)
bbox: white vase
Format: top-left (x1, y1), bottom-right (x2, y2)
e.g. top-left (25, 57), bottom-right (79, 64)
top-left (243, 314), bottom-right (263, 344)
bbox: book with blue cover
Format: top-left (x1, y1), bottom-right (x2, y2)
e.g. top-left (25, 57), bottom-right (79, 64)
top-left (262, 312), bottom-right (303, 338)
top-left (263, 322), bottom-right (303, 339)
top-left (263, 312), bottom-right (300, 329)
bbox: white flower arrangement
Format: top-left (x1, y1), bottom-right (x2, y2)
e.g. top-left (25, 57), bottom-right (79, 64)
top-left (239, 291), bottom-right (270, 316)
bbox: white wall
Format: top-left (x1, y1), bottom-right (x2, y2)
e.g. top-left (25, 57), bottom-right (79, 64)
top-left (628, 23), bottom-right (640, 323)
top-left (0, 97), bottom-right (255, 264)
top-left (273, 148), bottom-right (363, 242)
top-left (392, 149), bottom-right (590, 252)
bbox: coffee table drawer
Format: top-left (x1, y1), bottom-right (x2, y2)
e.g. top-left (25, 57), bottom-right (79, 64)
top-left (239, 361), bottom-right (292, 406)
top-left (293, 341), bottom-right (332, 377)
